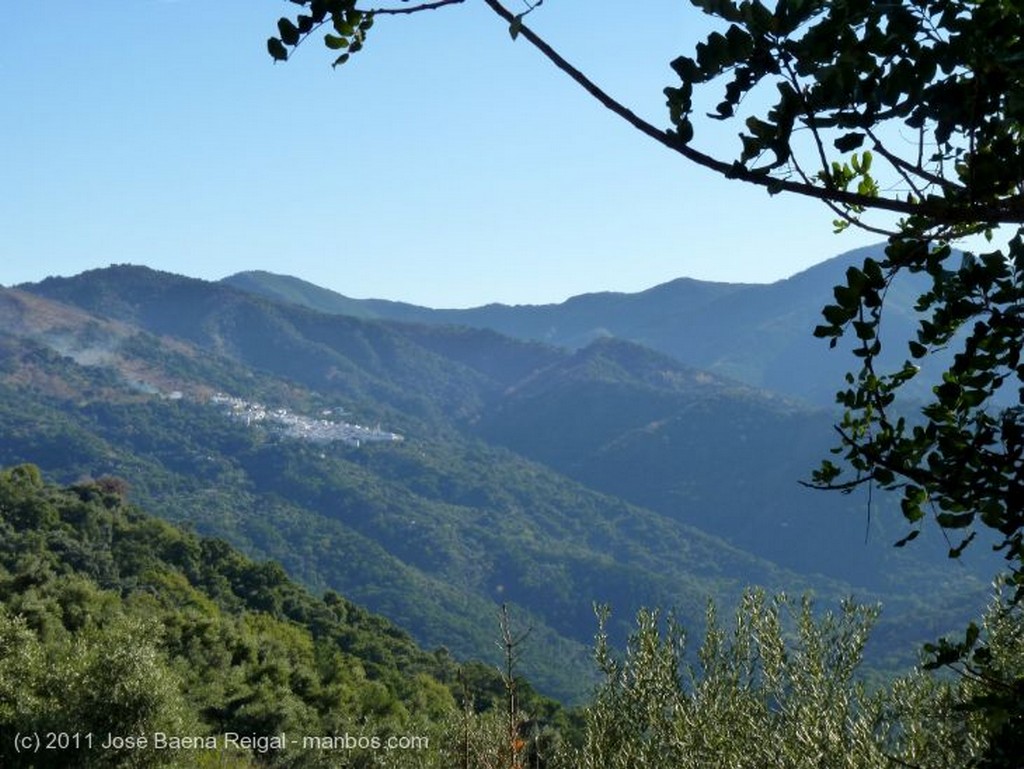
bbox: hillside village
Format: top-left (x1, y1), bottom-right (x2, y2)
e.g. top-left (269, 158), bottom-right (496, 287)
top-left (209, 393), bottom-right (403, 447)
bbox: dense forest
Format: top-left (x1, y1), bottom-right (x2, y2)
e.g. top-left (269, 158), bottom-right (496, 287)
top-left (0, 464), bottom-right (570, 768)
top-left (2, 465), bottom-right (1020, 768)
top-left (0, 276), bottom-right (993, 702)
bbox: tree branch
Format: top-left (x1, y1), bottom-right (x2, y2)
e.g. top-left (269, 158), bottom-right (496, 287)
top-left (365, 0), bottom-right (465, 15)
top-left (787, 142), bottom-right (899, 237)
top-left (479, 0), bottom-right (1024, 226)
top-left (866, 127), bottom-right (963, 195)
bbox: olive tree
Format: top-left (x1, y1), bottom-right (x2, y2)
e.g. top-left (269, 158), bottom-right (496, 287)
top-left (0, 610), bottom-right (195, 769)
top-left (577, 589), bottom-right (1021, 769)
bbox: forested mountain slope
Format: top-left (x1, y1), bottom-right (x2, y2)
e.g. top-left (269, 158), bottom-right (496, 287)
top-left (224, 245), bottom-right (939, 405)
top-left (473, 336), bottom-right (999, 591)
top-left (0, 277), bottom-right (828, 700)
top-left (1, 464), bottom-right (568, 768)
top-left (4, 266), bottom-right (995, 701)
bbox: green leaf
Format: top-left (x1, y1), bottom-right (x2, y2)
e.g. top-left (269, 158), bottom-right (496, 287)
top-left (675, 118), bottom-right (694, 144)
top-left (936, 511), bottom-right (975, 529)
top-left (833, 284), bottom-right (860, 310)
top-left (745, 116), bottom-right (773, 138)
top-left (872, 466), bottom-right (894, 485)
top-left (935, 380), bottom-right (961, 405)
top-left (670, 55), bottom-right (699, 84)
top-left (845, 266), bottom-right (867, 292)
top-left (267, 37), bottom-right (289, 62)
top-left (509, 14), bottom-right (523, 40)
top-left (853, 320), bottom-right (876, 341)
top-left (325, 34), bottom-right (348, 50)
top-left (893, 529), bottom-right (920, 547)
top-left (278, 17), bottom-right (301, 46)
top-left (834, 132), bottom-right (866, 152)
top-left (901, 487), bottom-right (927, 522)
top-left (948, 532), bottom-right (976, 558)
top-left (822, 303), bottom-right (851, 326)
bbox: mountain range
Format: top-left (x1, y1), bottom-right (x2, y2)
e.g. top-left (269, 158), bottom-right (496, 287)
top-left (223, 243), bottom-right (938, 405)
top-left (0, 249), bottom-right (997, 701)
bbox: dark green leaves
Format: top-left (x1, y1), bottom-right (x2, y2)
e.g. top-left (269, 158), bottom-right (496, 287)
top-left (691, 0), bottom-right (743, 23)
top-left (893, 529), bottom-right (919, 547)
top-left (936, 511), bottom-right (975, 529)
top-left (813, 231), bottom-right (1024, 591)
top-left (668, 0), bottom-right (1024, 232)
top-left (267, 37), bottom-right (289, 62)
top-left (277, 17), bottom-right (300, 46)
top-left (834, 132), bottom-right (865, 152)
top-left (325, 34), bottom-right (348, 50)
top-left (268, 3), bottom-right (374, 69)
top-left (922, 622), bottom-right (981, 670)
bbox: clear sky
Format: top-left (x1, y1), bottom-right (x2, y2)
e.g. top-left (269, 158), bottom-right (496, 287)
top-left (2, 0), bottom-right (885, 308)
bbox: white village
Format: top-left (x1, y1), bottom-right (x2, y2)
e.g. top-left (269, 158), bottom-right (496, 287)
top-left (209, 393), bottom-right (403, 447)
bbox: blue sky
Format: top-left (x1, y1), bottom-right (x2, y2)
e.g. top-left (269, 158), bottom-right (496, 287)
top-left (2, 0), bottom-right (884, 307)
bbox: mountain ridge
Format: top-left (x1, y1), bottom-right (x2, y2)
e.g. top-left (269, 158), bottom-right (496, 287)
top-left (221, 247), bottom-right (915, 404)
top-left (3, 261), bottom-right (995, 701)
top-left (3, 276), bottom-right (843, 700)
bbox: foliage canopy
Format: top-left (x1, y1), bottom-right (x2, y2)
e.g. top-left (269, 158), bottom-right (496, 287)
top-left (578, 588), bottom-right (1023, 769)
top-left (5, 462), bottom-right (1023, 766)
top-left (0, 464), bottom-right (566, 768)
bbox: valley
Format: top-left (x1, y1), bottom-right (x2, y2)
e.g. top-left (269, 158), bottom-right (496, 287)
top-left (0, 257), bottom-right (999, 705)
